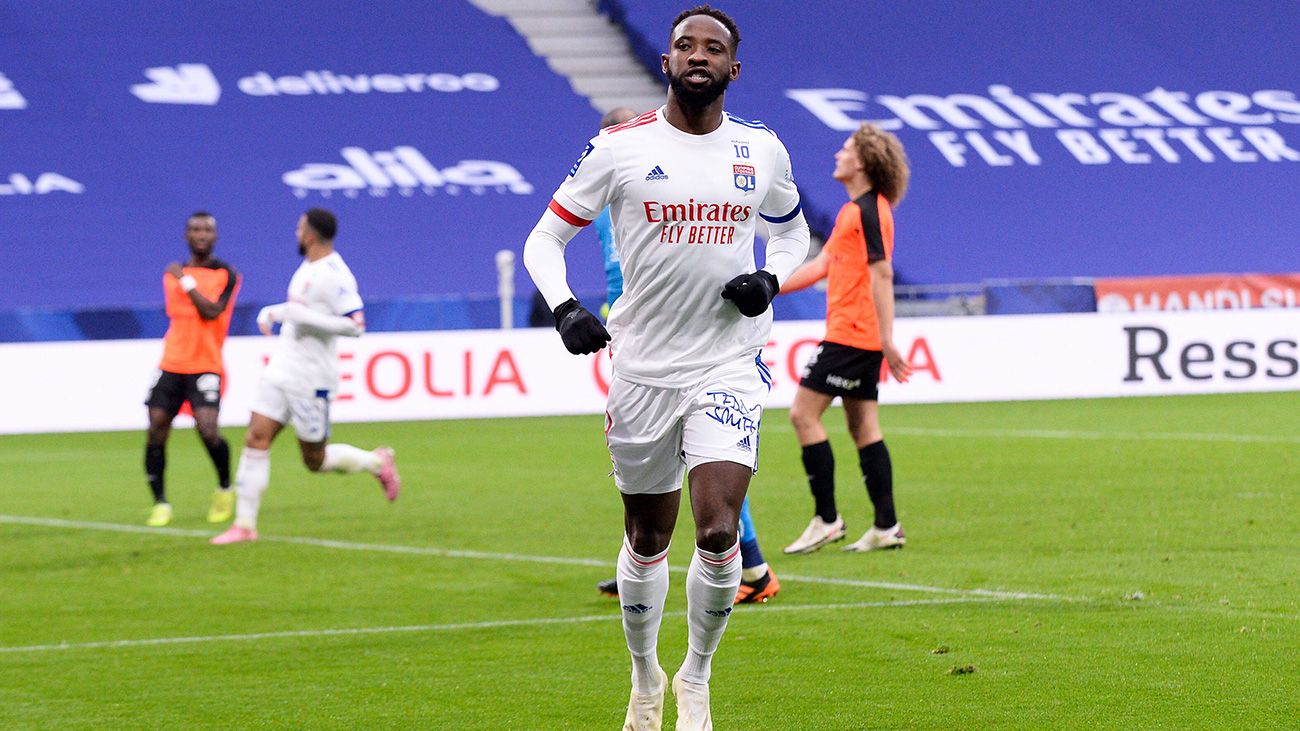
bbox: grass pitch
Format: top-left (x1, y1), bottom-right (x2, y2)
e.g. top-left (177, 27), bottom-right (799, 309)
top-left (1, 392), bottom-right (1296, 729)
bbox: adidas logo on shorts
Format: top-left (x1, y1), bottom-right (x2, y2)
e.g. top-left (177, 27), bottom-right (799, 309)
top-left (644, 165), bottom-right (668, 181)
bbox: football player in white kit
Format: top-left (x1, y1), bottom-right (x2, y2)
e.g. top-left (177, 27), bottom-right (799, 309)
top-left (211, 208), bottom-right (400, 545)
top-left (524, 8), bottom-right (810, 729)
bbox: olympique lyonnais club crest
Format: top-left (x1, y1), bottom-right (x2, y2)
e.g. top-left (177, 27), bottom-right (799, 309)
top-left (733, 164), bottom-right (755, 192)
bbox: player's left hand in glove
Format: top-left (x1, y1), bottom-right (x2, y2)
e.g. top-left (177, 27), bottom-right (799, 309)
top-left (721, 270), bottom-right (779, 317)
top-left (552, 298), bottom-right (610, 354)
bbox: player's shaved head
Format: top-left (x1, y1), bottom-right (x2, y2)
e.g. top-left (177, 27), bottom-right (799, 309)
top-left (670, 5), bottom-right (740, 54)
top-left (184, 211), bottom-right (217, 256)
top-left (600, 107), bottom-right (637, 129)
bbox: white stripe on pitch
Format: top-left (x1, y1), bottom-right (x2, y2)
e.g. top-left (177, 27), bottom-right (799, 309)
top-left (762, 423), bottom-right (1298, 445)
top-left (0, 514), bottom-right (610, 567)
top-left (0, 597), bottom-right (998, 655)
top-left (0, 514), bottom-right (1063, 600)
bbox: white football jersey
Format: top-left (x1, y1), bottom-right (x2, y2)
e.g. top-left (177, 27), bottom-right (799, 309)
top-left (550, 107), bottom-right (802, 387)
top-left (263, 251), bottom-right (364, 393)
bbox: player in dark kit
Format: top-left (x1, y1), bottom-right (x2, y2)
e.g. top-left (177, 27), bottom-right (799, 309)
top-left (143, 212), bottom-right (240, 527)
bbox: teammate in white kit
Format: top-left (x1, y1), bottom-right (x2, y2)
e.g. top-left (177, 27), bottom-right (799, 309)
top-left (524, 8), bottom-right (810, 729)
top-left (211, 208), bottom-right (400, 545)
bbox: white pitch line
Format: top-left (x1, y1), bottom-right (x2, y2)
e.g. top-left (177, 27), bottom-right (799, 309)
top-left (872, 425), bottom-right (1297, 445)
top-left (777, 573), bottom-right (1067, 601)
top-left (0, 515), bottom-right (607, 568)
top-left (0, 597), bottom-right (999, 655)
top-left (0, 514), bottom-right (1065, 601)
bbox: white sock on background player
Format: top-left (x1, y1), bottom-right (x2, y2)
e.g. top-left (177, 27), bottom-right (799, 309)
top-left (617, 538), bottom-right (670, 694)
top-left (679, 542), bottom-right (742, 684)
top-left (320, 443), bottom-right (382, 474)
top-left (232, 447), bottom-right (270, 530)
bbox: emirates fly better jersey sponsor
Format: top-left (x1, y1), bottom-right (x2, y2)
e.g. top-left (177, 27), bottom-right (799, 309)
top-left (550, 107), bottom-right (802, 387)
top-left (263, 251), bottom-right (364, 393)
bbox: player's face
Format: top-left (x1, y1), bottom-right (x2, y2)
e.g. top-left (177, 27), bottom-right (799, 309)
top-left (295, 215), bottom-right (309, 256)
top-left (663, 15), bottom-right (738, 109)
top-left (832, 136), bottom-right (863, 183)
top-left (185, 216), bottom-right (217, 257)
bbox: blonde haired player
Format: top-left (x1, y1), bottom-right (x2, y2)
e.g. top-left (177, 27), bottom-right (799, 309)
top-left (211, 208), bottom-right (399, 545)
top-left (781, 123), bottom-right (914, 555)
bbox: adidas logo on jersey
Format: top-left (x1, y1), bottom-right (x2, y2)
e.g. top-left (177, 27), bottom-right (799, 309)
top-left (735, 435), bottom-right (753, 453)
top-left (644, 165), bottom-right (668, 181)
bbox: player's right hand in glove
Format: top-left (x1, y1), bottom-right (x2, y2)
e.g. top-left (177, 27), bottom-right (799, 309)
top-left (721, 270), bottom-right (779, 317)
top-left (552, 298), bottom-right (610, 355)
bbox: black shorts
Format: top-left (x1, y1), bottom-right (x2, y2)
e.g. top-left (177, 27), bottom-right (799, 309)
top-left (145, 371), bottom-right (223, 415)
top-left (799, 341), bottom-right (882, 401)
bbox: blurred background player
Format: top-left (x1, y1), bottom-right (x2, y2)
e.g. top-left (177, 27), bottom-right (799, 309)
top-left (143, 211), bottom-right (240, 527)
top-left (781, 123), bottom-right (914, 555)
top-left (591, 106), bottom-right (781, 606)
top-left (524, 7), bottom-right (810, 729)
top-left (595, 106), bottom-right (635, 319)
top-left (211, 208), bottom-right (400, 545)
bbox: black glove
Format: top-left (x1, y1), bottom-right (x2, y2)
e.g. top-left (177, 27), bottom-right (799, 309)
top-left (552, 298), bottom-right (611, 354)
top-left (721, 270), bottom-right (779, 317)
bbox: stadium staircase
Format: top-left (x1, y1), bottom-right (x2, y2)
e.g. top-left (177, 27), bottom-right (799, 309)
top-left (470, 0), bottom-right (665, 114)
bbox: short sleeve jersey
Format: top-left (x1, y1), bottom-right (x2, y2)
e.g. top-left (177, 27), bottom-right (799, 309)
top-left (159, 259), bottom-right (239, 374)
top-left (823, 190), bottom-right (895, 351)
top-left (262, 251), bottom-right (364, 393)
top-left (549, 107), bottom-right (802, 387)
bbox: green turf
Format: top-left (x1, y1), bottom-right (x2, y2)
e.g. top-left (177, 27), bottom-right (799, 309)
top-left (1, 392), bottom-right (1296, 729)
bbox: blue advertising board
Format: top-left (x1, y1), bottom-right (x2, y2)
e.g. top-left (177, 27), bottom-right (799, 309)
top-left (606, 1), bottom-right (1300, 285)
top-left (1, 1), bottom-right (607, 311)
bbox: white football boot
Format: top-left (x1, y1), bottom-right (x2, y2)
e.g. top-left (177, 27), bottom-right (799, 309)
top-left (622, 667), bottom-right (667, 731)
top-left (782, 515), bottom-right (846, 554)
top-left (843, 523), bottom-right (906, 552)
top-left (672, 672), bottom-right (711, 731)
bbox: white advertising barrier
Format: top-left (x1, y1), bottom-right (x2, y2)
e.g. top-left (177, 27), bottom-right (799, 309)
top-left (0, 308), bottom-right (1296, 435)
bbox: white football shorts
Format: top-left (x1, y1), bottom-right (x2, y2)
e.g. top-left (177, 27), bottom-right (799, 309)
top-left (605, 353), bottom-right (773, 495)
top-left (250, 378), bottom-right (332, 443)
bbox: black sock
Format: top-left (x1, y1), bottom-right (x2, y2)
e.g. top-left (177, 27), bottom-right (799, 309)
top-left (859, 440), bottom-right (897, 529)
top-left (203, 437), bottom-right (232, 489)
top-left (801, 440), bottom-right (837, 523)
top-left (145, 444), bottom-right (166, 503)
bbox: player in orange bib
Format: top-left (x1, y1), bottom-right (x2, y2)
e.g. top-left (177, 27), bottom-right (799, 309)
top-left (779, 124), bottom-right (915, 555)
top-left (143, 212), bottom-right (240, 527)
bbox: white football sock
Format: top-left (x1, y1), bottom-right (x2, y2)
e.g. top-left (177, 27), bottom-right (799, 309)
top-left (617, 537), bottom-right (670, 694)
top-left (741, 562), bottom-right (768, 583)
top-left (320, 443), bottom-right (382, 474)
top-left (232, 447), bottom-right (270, 530)
top-left (679, 541), bottom-right (742, 685)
